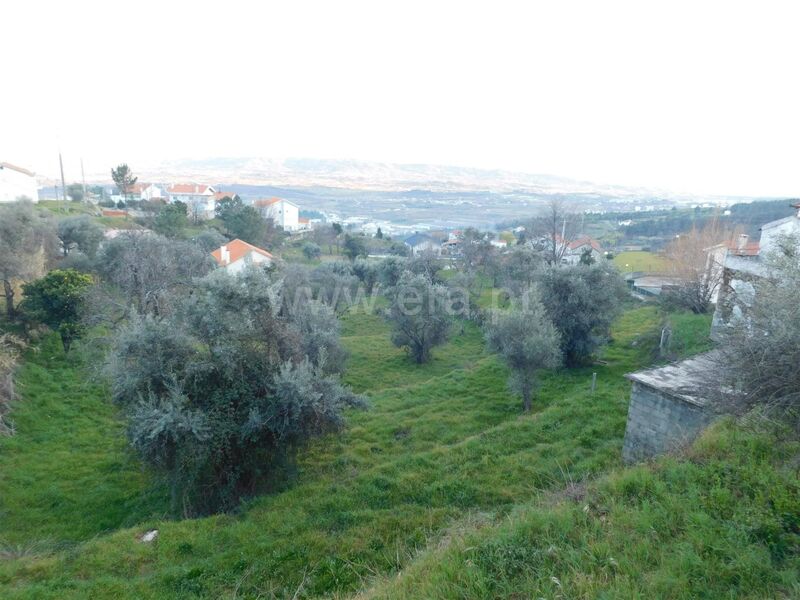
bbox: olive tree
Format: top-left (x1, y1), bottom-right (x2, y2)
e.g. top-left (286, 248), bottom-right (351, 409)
top-left (406, 250), bottom-right (442, 283)
top-left (96, 232), bottom-right (214, 317)
top-left (308, 262), bottom-right (361, 315)
top-left (0, 201), bottom-right (57, 318)
top-left (57, 215), bottom-right (104, 258)
top-left (714, 236), bottom-right (800, 428)
top-left (192, 228), bottom-right (228, 252)
top-left (302, 241), bottom-right (321, 260)
top-left (352, 258), bottom-right (379, 293)
top-left (535, 263), bottom-right (628, 367)
top-left (387, 272), bottom-right (452, 364)
top-left (497, 245), bottom-right (545, 298)
top-left (109, 267), bottom-right (365, 514)
top-left (376, 256), bottom-right (407, 290)
top-left (485, 292), bottom-right (561, 412)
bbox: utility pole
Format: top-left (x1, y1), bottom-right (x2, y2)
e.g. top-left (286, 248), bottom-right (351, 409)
top-left (81, 158), bottom-right (87, 203)
top-left (58, 150), bottom-right (67, 210)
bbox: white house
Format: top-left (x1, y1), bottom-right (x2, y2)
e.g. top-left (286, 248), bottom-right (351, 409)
top-left (112, 183), bottom-right (163, 203)
top-left (210, 238), bottom-right (274, 274)
top-left (253, 197), bottom-right (300, 231)
top-left (759, 202), bottom-right (800, 256)
top-left (711, 202), bottom-right (800, 338)
top-left (403, 233), bottom-right (439, 256)
top-left (0, 162), bottom-right (39, 203)
top-left (133, 183), bottom-right (163, 201)
top-left (563, 236), bottom-right (604, 265)
top-left (167, 183), bottom-right (217, 220)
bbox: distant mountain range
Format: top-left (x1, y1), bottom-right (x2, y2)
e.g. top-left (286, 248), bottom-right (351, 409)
top-left (132, 157), bottom-right (756, 205)
top-left (63, 157), bottom-right (773, 228)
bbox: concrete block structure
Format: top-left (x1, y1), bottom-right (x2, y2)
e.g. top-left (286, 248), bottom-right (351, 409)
top-left (622, 353), bottom-right (717, 462)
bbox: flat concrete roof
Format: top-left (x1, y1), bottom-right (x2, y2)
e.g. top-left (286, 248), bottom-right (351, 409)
top-left (625, 352), bottom-right (719, 407)
top-left (632, 276), bottom-right (683, 288)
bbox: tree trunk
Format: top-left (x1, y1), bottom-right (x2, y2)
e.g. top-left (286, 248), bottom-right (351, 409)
top-left (2, 279), bottom-right (15, 319)
top-left (522, 381), bottom-right (532, 412)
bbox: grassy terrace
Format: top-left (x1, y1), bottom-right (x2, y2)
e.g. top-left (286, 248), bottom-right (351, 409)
top-left (613, 250), bottom-right (671, 273)
top-left (4, 305), bottom-right (791, 599)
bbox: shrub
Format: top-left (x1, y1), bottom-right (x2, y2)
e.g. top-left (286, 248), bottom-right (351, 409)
top-left (302, 241), bottom-right (322, 260)
top-left (485, 291), bottom-right (561, 411)
top-left (109, 267), bottom-right (365, 514)
top-left (387, 272), bottom-right (452, 364)
top-left (21, 269), bottom-right (93, 353)
top-left (536, 263), bottom-right (628, 366)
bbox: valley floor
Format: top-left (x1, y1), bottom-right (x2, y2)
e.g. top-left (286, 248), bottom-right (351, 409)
top-left (1, 307), bottom-right (797, 599)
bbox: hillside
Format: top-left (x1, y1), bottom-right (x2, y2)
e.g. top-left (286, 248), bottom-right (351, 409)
top-left (4, 306), bottom-right (792, 599)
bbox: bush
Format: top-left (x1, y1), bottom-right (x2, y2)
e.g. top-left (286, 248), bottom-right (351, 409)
top-left (716, 237), bottom-right (800, 428)
top-left (21, 269), bottom-right (93, 353)
top-left (302, 241), bottom-right (322, 260)
top-left (108, 267), bottom-right (365, 514)
top-left (352, 258), bottom-right (379, 293)
top-left (387, 272), bottom-right (452, 363)
top-left (57, 216), bottom-right (104, 258)
top-left (485, 291), bottom-right (561, 411)
top-left (343, 234), bottom-right (368, 260)
top-left (536, 263), bottom-right (628, 366)
top-left (96, 232), bottom-right (213, 317)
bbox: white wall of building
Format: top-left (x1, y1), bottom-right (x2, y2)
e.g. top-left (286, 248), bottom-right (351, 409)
top-left (141, 185), bottom-right (163, 201)
top-left (170, 193), bottom-right (215, 220)
top-left (223, 251), bottom-right (272, 274)
top-left (564, 245), bottom-right (602, 265)
top-left (0, 164), bottom-right (39, 203)
top-left (264, 199), bottom-right (300, 231)
top-left (759, 212), bottom-right (800, 256)
top-left (408, 240), bottom-right (439, 255)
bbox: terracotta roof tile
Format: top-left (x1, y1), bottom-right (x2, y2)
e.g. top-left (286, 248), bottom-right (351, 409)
top-left (168, 183), bottom-right (213, 195)
top-left (253, 197), bottom-right (282, 207)
top-left (213, 191), bottom-right (237, 201)
top-left (568, 236), bottom-right (602, 252)
top-left (211, 239), bottom-right (274, 266)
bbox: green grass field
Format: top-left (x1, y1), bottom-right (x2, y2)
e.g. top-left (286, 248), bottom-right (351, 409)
top-left (1, 306), bottom-right (796, 598)
top-left (613, 250), bottom-right (671, 273)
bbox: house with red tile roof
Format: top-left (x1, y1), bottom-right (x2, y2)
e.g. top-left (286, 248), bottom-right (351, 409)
top-left (564, 236), bottom-right (604, 264)
top-left (213, 191), bottom-right (240, 202)
top-left (167, 183), bottom-right (217, 220)
top-left (210, 239), bottom-right (274, 274)
top-left (115, 183), bottom-right (163, 202)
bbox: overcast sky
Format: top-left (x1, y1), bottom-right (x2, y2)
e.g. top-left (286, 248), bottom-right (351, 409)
top-left (2, 0), bottom-right (798, 196)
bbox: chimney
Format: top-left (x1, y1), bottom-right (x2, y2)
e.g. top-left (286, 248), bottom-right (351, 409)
top-left (220, 245), bottom-right (229, 264)
top-left (736, 234), bottom-right (748, 251)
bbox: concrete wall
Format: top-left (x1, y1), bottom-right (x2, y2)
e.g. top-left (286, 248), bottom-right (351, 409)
top-left (622, 381), bottom-right (714, 463)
